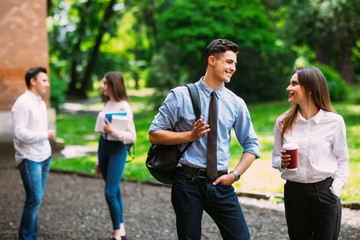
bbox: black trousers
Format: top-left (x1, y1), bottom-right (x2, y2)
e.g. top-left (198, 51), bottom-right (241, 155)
top-left (284, 177), bottom-right (342, 240)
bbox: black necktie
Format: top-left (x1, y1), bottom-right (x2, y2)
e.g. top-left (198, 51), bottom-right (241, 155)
top-left (207, 91), bottom-right (218, 180)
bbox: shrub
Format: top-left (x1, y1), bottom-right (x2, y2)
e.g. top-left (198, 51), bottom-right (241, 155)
top-left (50, 72), bottom-right (67, 109)
top-left (316, 64), bottom-right (348, 102)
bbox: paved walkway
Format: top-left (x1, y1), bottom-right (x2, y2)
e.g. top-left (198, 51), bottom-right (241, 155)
top-left (1, 167), bottom-right (360, 240)
top-left (1, 100), bottom-right (359, 239)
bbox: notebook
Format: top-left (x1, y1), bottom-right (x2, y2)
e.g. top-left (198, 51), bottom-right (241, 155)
top-left (105, 112), bottom-right (127, 122)
top-left (105, 112), bottom-right (128, 141)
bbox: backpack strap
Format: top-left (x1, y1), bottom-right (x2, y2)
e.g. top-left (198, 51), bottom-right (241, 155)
top-left (185, 83), bottom-right (201, 120)
top-left (178, 83), bottom-right (201, 157)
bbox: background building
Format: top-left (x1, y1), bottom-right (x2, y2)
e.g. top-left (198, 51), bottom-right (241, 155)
top-left (0, 0), bottom-right (56, 158)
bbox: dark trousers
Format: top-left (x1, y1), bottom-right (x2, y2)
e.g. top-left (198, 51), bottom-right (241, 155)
top-left (284, 177), bottom-right (342, 240)
top-left (171, 170), bottom-right (250, 240)
top-left (98, 136), bottom-right (127, 230)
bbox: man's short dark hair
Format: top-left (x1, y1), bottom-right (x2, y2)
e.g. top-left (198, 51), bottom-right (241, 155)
top-left (25, 66), bottom-right (47, 88)
top-left (204, 39), bottom-right (239, 66)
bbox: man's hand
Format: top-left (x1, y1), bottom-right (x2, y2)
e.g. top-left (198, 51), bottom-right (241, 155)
top-left (212, 152), bottom-right (256, 186)
top-left (213, 173), bottom-right (236, 186)
top-left (191, 116), bottom-right (210, 141)
top-left (48, 130), bottom-right (56, 140)
top-left (149, 116), bottom-right (210, 145)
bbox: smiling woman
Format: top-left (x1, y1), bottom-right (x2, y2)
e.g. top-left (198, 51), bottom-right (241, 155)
top-left (286, 73), bottom-right (306, 105)
top-left (272, 66), bottom-right (349, 240)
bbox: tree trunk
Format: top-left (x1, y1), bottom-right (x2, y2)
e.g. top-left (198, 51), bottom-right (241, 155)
top-left (331, 2), bottom-right (357, 85)
top-left (333, 30), bottom-right (356, 84)
top-left (143, 0), bottom-right (158, 52)
top-left (133, 71), bottom-right (139, 90)
top-left (47, 0), bottom-right (52, 16)
top-left (67, 0), bottom-right (92, 98)
top-left (315, 39), bottom-right (332, 66)
top-left (78, 0), bottom-right (117, 98)
top-left (133, 7), bottom-right (142, 90)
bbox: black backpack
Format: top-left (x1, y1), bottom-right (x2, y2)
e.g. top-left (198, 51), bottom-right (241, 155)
top-left (146, 83), bottom-right (201, 184)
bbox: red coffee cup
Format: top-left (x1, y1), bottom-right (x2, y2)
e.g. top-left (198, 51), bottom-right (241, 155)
top-left (283, 143), bottom-right (298, 171)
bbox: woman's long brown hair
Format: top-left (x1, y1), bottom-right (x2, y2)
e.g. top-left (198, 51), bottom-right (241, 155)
top-left (279, 66), bottom-right (336, 144)
top-left (102, 71), bottom-right (130, 103)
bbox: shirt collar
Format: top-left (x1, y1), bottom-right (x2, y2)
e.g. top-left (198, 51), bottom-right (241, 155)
top-left (296, 108), bottom-right (324, 124)
top-left (312, 109), bottom-right (325, 124)
top-left (25, 89), bottom-right (42, 102)
top-left (198, 77), bottom-right (225, 98)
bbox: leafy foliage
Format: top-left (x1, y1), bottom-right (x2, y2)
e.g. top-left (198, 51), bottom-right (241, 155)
top-left (50, 72), bottom-right (67, 109)
top-left (316, 64), bottom-right (348, 102)
top-left (47, 0), bottom-right (359, 106)
top-left (148, 0), bottom-right (296, 105)
top-left (48, 0), bottom-right (127, 98)
top-left (281, 0), bottom-right (360, 84)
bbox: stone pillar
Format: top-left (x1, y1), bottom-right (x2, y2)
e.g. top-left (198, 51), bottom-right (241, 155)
top-left (0, 0), bottom-right (56, 159)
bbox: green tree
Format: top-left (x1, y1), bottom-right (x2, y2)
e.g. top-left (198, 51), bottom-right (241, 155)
top-left (48, 0), bottom-right (125, 99)
top-left (148, 0), bottom-right (295, 104)
top-left (78, 0), bottom-right (118, 97)
top-left (121, 0), bottom-right (163, 89)
top-left (282, 0), bottom-right (360, 84)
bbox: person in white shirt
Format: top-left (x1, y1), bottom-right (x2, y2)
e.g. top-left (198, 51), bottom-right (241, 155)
top-left (94, 72), bottom-right (136, 240)
top-left (272, 66), bottom-right (349, 240)
top-left (12, 66), bottom-right (56, 240)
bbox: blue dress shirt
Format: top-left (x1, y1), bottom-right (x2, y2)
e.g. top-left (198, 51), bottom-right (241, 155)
top-left (149, 78), bottom-right (260, 171)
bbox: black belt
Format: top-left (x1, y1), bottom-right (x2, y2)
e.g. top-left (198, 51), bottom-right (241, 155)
top-left (180, 165), bottom-right (227, 179)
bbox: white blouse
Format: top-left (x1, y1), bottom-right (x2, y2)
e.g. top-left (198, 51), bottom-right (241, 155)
top-left (272, 109), bottom-right (349, 197)
top-left (95, 100), bottom-right (136, 144)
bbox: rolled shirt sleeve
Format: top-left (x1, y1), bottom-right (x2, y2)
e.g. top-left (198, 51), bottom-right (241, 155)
top-left (233, 99), bottom-right (260, 159)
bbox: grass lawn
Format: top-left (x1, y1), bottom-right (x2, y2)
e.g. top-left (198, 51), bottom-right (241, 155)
top-left (52, 88), bottom-right (360, 203)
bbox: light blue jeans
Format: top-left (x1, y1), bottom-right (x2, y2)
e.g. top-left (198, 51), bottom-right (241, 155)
top-left (18, 157), bottom-right (51, 240)
top-left (98, 136), bottom-right (127, 230)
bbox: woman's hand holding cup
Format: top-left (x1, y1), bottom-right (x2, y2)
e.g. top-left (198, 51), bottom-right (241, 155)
top-left (281, 143), bottom-right (298, 171)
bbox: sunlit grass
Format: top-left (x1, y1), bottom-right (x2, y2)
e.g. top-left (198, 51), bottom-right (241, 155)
top-left (52, 87), bottom-right (360, 203)
top-left (52, 155), bottom-right (97, 175)
top-left (342, 162), bottom-right (360, 202)
top-left (55, 114), bottom-right (98, 146)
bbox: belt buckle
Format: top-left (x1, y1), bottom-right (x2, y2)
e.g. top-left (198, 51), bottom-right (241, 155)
top-left (197, 169), bottom-right (207, 179)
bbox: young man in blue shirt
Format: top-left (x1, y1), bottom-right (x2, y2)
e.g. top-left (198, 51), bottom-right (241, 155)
top-left (149, 39), bottom-right (260, 240)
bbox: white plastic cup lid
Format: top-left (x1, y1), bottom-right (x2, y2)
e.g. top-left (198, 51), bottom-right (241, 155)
top-left (283, 143), bottom-right (298, 150)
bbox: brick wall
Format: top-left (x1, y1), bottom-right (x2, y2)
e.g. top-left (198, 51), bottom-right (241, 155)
top-left (0, 0), bottom-right (52, 144)
top-left (0, 0), bottom-right (50, 110)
